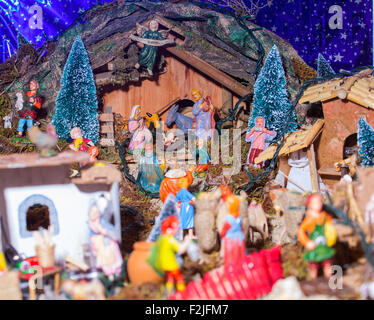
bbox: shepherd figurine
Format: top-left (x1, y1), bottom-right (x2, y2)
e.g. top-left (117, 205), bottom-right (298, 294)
top-left (17, 80), bottom-right (42, 136)
top-left (191, 90), bottom-right (216, 142)
top-left (297, 193), bottom-right (337, 279)
top-left (245, 116), bottom-right (276, 168)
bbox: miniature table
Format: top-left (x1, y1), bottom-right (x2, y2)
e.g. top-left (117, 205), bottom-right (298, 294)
top-left (26, 266), bottom-right (62, 300)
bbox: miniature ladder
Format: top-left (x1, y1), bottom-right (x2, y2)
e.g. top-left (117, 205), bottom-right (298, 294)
top-left (99, 106), bottom-right (115, 150)
top-left (169, 245), bottom-right (283, 300)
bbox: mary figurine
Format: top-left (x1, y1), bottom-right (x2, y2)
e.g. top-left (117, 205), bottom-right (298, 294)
top-left (128, 105), bottom-right (152, 156)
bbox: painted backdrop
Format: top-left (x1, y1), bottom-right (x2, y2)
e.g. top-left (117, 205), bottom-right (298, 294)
top-left (0, 0), bottom-right (372, 71)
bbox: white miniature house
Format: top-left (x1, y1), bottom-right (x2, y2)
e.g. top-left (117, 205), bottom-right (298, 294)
top-left (0, 151), bottom-right (122, 263)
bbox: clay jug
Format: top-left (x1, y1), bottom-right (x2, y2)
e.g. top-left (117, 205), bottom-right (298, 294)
top-left (127, 241), bottom-right (163, 285)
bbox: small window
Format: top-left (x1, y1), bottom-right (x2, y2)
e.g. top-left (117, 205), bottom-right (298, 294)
top-left (343, 133), bottom-right (358, 159)
top-left (26, 204), bottom-right (50, 231)
top-left (18, 195), bottom-right (59, 238)
top-left (306, 102), bottom-right (324, 119)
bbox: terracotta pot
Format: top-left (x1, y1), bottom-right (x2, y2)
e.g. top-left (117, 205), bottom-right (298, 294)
top-left (127, 241), bottom-right (163, 285)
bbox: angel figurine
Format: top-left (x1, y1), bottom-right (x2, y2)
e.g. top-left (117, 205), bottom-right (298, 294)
top-left (130, 20), bottom-right (174, 76)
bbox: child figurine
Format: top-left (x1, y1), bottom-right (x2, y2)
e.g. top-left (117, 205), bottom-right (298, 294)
top-left (17, 80), bottom-right (42, 136)
top-left (150, 215), bottom-right (191, 293)
top-left (88, 202), bottom-right (123, 280)
top-left (193, 138), bottom-right (210, 178)
top-left (297, 193), bottom-right (337, 279)
top-left (219, 185), bottom-right (246, 267)
top-left (245, 116), bottom-right (276, 168)
top-left (69, 127), bottom-right (98, 163)
top-left (176, 179), bottom-right (196, 239)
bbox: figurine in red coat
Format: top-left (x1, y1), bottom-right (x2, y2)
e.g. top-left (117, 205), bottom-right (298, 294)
top-left (17, 80), bottom-right (42, 136)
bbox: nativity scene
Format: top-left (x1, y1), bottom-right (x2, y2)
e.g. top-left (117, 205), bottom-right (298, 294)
top-left (0, 0), bottom-right (372, 304)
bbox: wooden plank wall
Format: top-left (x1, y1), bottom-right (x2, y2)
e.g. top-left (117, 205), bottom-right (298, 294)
top-left (103, 55), bottom-right (241, 121)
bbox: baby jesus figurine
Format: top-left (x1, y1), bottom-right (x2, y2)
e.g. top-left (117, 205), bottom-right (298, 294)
top-left (245, 116), bottom-right (276, 168)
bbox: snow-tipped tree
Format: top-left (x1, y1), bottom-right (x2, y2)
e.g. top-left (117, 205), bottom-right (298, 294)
top-left (358, 117), bottom-right (374, 167)
top-left (17, 32), bottom-right (29, 49)
top-left (317, 53), bottom-right (335, 78)
top-left (248, 45), bottom-right (297, 137)
top-left (52, 35), bottom-right (99, 144)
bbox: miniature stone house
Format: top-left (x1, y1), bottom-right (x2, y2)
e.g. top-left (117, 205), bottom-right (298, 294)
top-left (299, 69), bottom-right (374, 187)
top-left (0, 151), bottom-right (122, 263)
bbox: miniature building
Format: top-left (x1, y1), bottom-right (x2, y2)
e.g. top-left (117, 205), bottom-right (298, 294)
top-left (255, 119), bottom-right (325, 192)
top-left (299, 69), bottom-right (374, 187)
top-left (0, 152), bottom-right (122, 263)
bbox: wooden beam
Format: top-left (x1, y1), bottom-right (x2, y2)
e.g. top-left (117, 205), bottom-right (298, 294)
top-left (307, 143), bottom-right (320, 193)
top-left (166, 47), bottom-right (250, 97)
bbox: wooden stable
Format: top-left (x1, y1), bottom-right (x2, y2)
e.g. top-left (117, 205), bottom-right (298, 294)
top-left (255, 120), bottom-right (325, 192)
top-left (102, 53), bottom-right (243, 121)
top-left (299, 69), bottom-right (374, 188)
top-left (97, 15), bottom-right (247, 121)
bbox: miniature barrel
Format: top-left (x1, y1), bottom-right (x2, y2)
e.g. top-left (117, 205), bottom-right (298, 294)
top-left (35, 244), bottom-right (55, 269)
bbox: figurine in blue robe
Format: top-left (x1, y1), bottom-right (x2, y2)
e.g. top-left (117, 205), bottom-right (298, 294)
top-left (176, 179), bottom-right (196, 239)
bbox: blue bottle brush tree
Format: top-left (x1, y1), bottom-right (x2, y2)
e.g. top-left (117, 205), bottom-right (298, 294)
top-left (248, 45), bottom-right (297, 137)
top-left (317, 53), bottom-right (335, 78)
top-left (53, 35), bottom-right (99, 144)
top-left (358, 117), bottom-right (374, 167)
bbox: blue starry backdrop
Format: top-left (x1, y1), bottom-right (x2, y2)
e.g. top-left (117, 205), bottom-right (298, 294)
top-left (0, 0), bottom-right (372, 71)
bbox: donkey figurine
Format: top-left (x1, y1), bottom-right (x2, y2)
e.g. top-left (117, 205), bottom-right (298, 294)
top-left (166, 104), bottom-right (194, 135)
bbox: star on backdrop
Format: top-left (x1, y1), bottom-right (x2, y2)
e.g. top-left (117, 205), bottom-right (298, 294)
top-left (255, 0), bottom-right (372, 71)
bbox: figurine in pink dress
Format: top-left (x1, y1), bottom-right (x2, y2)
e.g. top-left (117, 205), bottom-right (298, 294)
top-left (88, 203), bottom-right (123, 280)
top-left (245, 116), bottom-right (276, 168)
